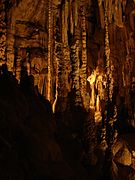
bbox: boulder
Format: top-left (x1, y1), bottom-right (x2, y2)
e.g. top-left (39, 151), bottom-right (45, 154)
top-left (114, 147), bottom-right (132, 166)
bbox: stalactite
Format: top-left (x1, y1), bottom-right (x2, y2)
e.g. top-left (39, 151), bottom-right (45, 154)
top-left (74, 0), bottom-right (78, 27)
top-left (6, 34), bottom-right (15, 71)
top-left (64, 1), bottom-right (68, 45)
top-left (15, 47), bottom-right (21, 82)
top-left (62, 2), bottom-right (65, 43)
top-left (54, 42), bottom-right (70, 113)
top-left (71, 40), bottom-right (82, 106)
top-left (53, 43), bottom-right (58, 113)
top-left (104, 0), bottom-right (112, 144)
top-left (53, 3), bottom-right (71, 113)
top-left (63, 44), bottom-right (70, 87)
top-left (62, 1), bottom-right (69, 44)
top-left (70, 0), bottom-right (74, 35)
top-left (130, 9), bottom-right (135, 31)
top-left (114, 0), bottom-right (123, 27)
top-left (0, 1), bottom-right (7, 64)
top-left (122, 20), bottom-right (134, 116)
top-left (102, 2), bottom-right (117, 179)
top-left (55, 43), bottom-right (63, 106)
top-left (26, 49), bottom-right (30, 76)
top-left (108, 0), bottom-right (113, 23)
top-left (47, 0), bottom-right (53, 101)
top-left (103, 0), bottom-right (113, 23)
top-left (98, 0), bottom-right (105, 29)
top-left (52, 13), bottom-right (59, 113)
top-left (104, 7), bottom-right (113, 101)
top-left (80, 6), bottom-right (88, 110)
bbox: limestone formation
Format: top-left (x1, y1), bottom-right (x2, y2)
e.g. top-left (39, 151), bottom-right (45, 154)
top-left (0, 1), bottom-right (135, 179)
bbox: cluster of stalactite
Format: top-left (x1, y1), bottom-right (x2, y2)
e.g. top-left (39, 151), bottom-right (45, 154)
top-left (86, 0), bottom-right (134, 138)
top-left (96, 1), bottom-right (135, 105)
top-left (0, 0), bottom-right (134, 172)
top-left (98, 0), bottom-right (134, 179)
top-left (53, 0), bottom-right (89, 110)
top-left (52, 1), bottom-right (97, 165)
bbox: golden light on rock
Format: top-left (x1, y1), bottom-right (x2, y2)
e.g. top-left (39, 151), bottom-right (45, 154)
top-left (0, 0), bottom-right (134, 179)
